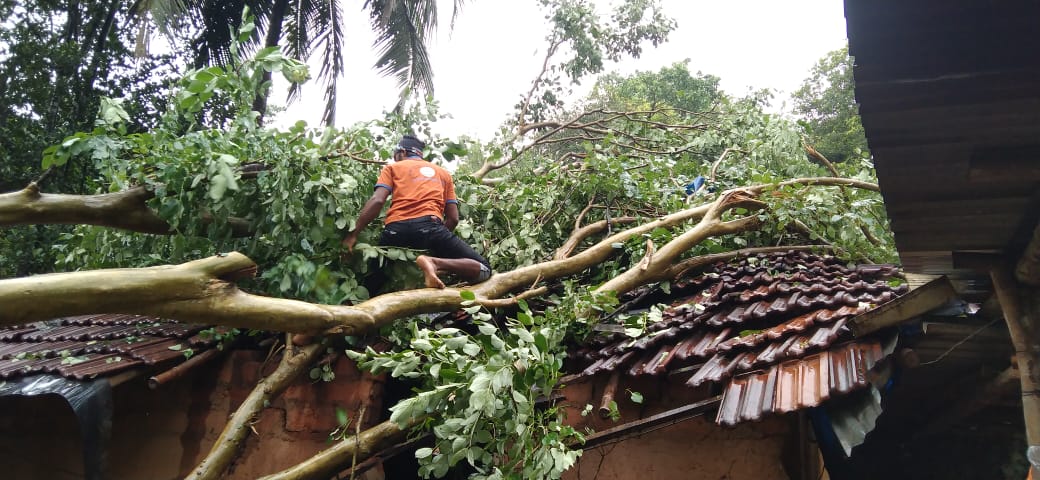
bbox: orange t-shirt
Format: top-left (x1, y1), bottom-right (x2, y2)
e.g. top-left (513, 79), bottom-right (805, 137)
top-left (375, 158), bottom-right (458, 225)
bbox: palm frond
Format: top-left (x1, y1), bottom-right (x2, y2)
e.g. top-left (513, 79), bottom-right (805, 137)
top-left (365, 0), bottom-right (436, 102)
top-left (316, 0), bottom-right (344, 124)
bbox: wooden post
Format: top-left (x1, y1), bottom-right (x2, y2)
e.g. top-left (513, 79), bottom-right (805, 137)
top-left (990, 267), bottom-right (1040, 477)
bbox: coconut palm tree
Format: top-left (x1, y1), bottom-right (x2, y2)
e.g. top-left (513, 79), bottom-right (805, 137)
top-left (136, 0), bottom-right (465, 124)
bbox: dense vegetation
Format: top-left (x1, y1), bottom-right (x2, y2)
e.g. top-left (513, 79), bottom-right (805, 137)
top-left (0, 1), bottom-right (889, 479)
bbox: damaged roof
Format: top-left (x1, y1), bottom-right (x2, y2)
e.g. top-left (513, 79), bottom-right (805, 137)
top-left (568, 250), bottom-right (908, 426)
top-left (0, 314), bottom-right (222, 381)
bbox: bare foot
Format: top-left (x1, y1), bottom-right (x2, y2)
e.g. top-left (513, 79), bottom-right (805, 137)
top-left (416, 255), bottom-right (446, 289)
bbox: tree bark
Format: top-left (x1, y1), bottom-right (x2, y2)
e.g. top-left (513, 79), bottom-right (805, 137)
top-left (596, 190), bottom-right (764, 294)
top-left (0, 183), bottom-right (252, 235)
top-left (187, 342), bottom-right (324, 480)
top-left (258, 418), bottom-right (421, 480)
top-left (0, 184), bottom-right (172, 234)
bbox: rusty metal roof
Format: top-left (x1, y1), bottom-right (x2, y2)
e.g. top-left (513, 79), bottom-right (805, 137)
top-left (0, 314), bottom-right (219, 380)
top-left (568, 250), bottom-right (908, 425)
top-left (716, 340), bottom-right (886, 426)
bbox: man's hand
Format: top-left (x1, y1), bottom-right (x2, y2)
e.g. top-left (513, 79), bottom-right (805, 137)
top-left (341, 232), bottom-right (358, 254)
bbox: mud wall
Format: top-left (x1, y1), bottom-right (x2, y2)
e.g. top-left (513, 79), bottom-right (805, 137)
top-left (0, 350), bottom-right (385, 480)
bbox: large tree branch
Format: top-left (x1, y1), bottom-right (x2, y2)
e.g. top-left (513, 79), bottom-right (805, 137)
top-left (597, 190), bottom-right (766, 294)
top-left (0, 183), bottom-right (172, 234)
top-left (554, 216), bottom-right (638, 260)
top-left (0, 178), bottom-right (879, 334)
top-left (187, 341), bottom-right (324, 480)
top-left (258, 417), bottom-right (421, 480)
top-left (0, 183), bottom-right (252, 235)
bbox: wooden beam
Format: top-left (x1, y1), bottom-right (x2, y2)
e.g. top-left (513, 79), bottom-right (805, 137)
top-left (580, 395), bottom-right (721, 449)
top-left (969, 146), bottom-right (1040, 184)
top-left (989, 267), bottom-right (1040, 477)
top-left (850, 275), bottom-right (958, 337)
top-left (952, 251), bottom-right (1005, 271)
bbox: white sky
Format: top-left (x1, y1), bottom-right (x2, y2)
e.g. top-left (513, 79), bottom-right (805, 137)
top-left (272, 0), bottom-right (849, 139)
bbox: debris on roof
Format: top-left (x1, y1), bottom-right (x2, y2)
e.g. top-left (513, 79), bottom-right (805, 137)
top-left (0, 314), bottom-right (221, 381)
top-left (568, 250), bottom-right (909, 426)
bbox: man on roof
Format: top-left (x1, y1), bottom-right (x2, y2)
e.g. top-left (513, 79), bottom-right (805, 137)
top-left (342, 135), bottom-right (492, 289)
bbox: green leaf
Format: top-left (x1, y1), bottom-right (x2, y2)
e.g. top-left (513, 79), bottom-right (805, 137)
top-left (476, 326), bottom-right (500, 341)
top-left (460, 290), bottom-right (476, 301)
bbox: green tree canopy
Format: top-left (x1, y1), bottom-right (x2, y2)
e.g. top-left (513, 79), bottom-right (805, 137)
top-left (587, 59), bottom-right (720, 112)
top-left (792, 45), bottom-right (869, 164)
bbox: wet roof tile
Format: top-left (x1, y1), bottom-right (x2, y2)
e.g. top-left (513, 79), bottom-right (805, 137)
top-left (568, 250), bottom-right (908, 426)
top-left (0, 315), bottom-right (232, 381)
top-left (716, 340), bottom-right (885, 426)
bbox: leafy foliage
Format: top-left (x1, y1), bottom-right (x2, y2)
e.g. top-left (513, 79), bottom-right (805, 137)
top-left (792, 46), bottom-right (869, 164)
top-left (348, 297), bottom-right (583, 480)
top-left (516, 0), bottom-right (677, 125)
top-left (588, 60), bottom-right (721, 113)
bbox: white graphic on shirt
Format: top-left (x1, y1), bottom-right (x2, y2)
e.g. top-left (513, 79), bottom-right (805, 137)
top-left (419, 166), bottom-right (436, 178)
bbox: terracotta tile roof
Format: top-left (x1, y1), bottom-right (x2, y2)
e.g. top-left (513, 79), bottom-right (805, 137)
top-left (568, 250), bottom-right (907, 426)
top-left (0, 314), bottom-right (218, 381)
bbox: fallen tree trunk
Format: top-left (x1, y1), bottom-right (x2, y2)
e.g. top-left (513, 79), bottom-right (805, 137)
top-left (0, 183), bottom-right (173, 234)
top-left (0, 177), bottom-right (878, 333)
top-left (0, 182), bottom-right (252, 235)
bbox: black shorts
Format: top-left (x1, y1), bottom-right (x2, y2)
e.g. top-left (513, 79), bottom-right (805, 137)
top-left (380, 216), bottom-right (491, 270)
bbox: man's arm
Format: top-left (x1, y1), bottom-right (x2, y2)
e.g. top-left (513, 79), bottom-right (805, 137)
top-left (444, 202), bottom-right (460, 231)
top-left (342, 188), bottom-right (390, 251)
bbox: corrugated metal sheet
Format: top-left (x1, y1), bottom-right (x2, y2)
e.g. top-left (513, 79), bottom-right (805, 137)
top-left (715, 341), bottom-right (885, 426)
top-left (0, 314), bottom-right (218, 380)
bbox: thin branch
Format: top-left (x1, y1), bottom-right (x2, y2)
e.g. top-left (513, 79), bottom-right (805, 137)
top-left (477, 286), bottom-right (550, 309)
top-left (802, 139), bottom-right (881, 247)
top-left (258, 417), bottom-right (423, 480)
top-left (708, 147), bottom-right (746, 183)
top-left (516, 36), bottom-right (561, 132)
top-left (554, 217), bottom-right (638, 260)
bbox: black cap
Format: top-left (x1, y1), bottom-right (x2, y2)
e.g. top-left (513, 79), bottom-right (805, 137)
top-left (397, 135), bottom-right (426, 157)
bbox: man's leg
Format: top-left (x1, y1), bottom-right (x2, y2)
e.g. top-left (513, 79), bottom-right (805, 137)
top-left (416, 255), bottom-right (487, 289)
top-left (422, 222), bottom-right (492, 288)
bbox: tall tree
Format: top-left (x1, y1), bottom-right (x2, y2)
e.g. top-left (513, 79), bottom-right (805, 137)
top-left (792, 46), bottom-right (869, 164)
top-left (587, 59), bottom-right (720, 113)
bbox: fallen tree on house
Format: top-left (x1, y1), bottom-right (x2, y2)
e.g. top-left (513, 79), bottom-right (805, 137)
top-left (0, 19), bottom-right (897, 479)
